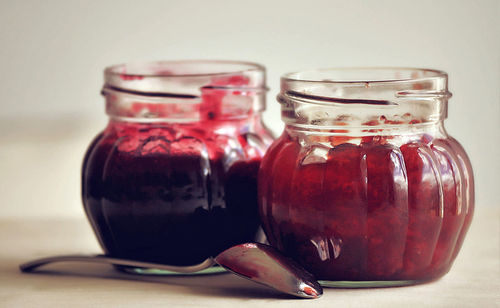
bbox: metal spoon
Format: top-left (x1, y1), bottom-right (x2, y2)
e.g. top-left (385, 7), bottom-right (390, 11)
top-left (20, 242), bottom-right (322, 299)
top-left (215, 243), bottom-right (322, 299)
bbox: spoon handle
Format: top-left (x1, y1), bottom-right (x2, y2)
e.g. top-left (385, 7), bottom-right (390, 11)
top-left (20, 254), bottom-right (215, 274)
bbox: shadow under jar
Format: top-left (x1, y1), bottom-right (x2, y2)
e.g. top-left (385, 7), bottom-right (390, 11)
top-left (258, 68), bottom-right (474, 287)
top-left (82, 60), bottom-right (274, 274)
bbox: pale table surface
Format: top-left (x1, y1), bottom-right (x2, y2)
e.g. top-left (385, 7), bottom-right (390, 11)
top-left (1, 207), bottom-right (499, 308)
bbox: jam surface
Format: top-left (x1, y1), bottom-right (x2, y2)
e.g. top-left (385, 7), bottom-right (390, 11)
top-left (258, 130), bottom-right (474, 282)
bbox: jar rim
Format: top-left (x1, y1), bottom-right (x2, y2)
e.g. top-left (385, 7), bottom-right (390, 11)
top-left (281, 67), bottom-right (447, 85)
top-left (105, 60), bottom-right (266, 79)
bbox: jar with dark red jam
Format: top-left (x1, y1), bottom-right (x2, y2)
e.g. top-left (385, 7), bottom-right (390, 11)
top-left (258, 68), bottom-right (474, 287)
top-left (82, 60), bottom-right (273, 274)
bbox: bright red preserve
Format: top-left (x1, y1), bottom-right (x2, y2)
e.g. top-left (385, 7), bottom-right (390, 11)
top-left (258, 128), bottom-right (474, 282)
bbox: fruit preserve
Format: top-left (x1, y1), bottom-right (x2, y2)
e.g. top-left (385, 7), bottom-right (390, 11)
top-left (258, 68), bottom-right (474, 287)
top-left (82, 61), bottom-right (273, 272)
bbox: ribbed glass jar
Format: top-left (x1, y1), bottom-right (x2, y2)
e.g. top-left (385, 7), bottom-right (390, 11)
top-left (258, 68), bottom-right (474, 287)
top-left (82, 60), bottom-right (274, 274)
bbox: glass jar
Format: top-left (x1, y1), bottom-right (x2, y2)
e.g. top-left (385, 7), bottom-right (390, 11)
top-left (82, 60), bottom-right (274, 274)
top-left (258, 68), bottom-right (474, 287)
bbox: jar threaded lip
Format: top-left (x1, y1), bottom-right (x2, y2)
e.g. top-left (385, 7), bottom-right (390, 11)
top-left (104, 60), bottom-right (267, 98)
top-left (278, 67), bottom-right (450, 129)
top-left (102, 60), bottom-right (267, 121)
top-left (279, 67), bottom-right (451, 106)
top-left (281, 67), bottom-right (448, 85)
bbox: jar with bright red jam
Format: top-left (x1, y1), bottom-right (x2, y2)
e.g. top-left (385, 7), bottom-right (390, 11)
top-left (82, 61), bottom-right (273, 272)
top-left (258, 68), bottom-right (474, 286)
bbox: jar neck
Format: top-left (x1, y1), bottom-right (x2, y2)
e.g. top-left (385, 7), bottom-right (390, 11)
top-left (284, 121), bottom-right (448, 148)
top-left (279, 67), bottom-right (451, 131)
top-left (104, 87), bottom-right (266, 123)
top-left (285, 120), bottom-right (446, 136)
top-left (107, 112), bottom-right (265, 127)
top-left (102, 60), bottom-right (267, 123)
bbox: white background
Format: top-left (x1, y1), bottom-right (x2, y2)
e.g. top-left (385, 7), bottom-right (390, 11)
top-left (0, 0), bottom-right (498, 218)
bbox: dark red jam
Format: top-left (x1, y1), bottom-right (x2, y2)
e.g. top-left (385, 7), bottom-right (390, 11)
top-left (83, 66), bottom-right (273, 266)
top-left (258, 131), bottom-right (474, 282)
top-left (83, 119), bottom-right (271, 266)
